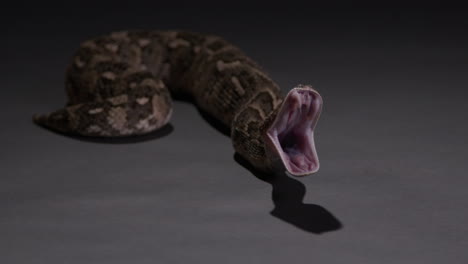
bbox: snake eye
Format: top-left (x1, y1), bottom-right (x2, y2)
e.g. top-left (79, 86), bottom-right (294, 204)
top-left (266, 87), bottom-right (322, 176)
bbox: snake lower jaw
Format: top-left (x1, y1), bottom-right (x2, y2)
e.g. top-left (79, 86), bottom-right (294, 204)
top-left (265, 86), bottom-right (323, 177)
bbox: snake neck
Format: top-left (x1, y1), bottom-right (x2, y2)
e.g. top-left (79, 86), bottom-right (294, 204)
top-left (231, 88), bottom-right (283, 173)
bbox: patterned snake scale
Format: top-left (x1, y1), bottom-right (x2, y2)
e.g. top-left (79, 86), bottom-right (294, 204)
top-left (34, 30), bottom-right (323, 176)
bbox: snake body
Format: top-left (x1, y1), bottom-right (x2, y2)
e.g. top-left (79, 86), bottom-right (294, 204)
top-left (34, 30), bottom-right (323, 176)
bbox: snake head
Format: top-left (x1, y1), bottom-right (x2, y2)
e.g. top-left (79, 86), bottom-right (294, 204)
top-left (264, 85), bottom-right (323, 177)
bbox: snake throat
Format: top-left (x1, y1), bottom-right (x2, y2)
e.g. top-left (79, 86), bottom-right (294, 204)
top-left (266, 87), bottom-right (322, 176)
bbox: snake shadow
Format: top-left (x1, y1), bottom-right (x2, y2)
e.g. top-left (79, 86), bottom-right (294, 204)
top-left (36, 96), bottom-right (342, 233)
top-left (234, 153), bottom-right (342, 234)
top-left (34, 120), bottom-right (174, 144)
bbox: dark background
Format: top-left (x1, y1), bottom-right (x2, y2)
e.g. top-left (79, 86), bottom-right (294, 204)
top-left (1, 2), bottom-right (468, 263)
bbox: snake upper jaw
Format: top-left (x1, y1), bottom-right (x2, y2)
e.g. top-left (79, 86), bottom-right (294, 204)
top-left (265, 85), bottom-right (323, 177)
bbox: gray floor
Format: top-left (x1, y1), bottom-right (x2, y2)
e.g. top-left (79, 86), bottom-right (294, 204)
top-left (1, 4), bottom-right (468, 263)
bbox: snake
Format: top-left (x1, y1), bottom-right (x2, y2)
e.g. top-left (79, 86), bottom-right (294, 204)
top-left (33, 30), bottom-right (323, 176)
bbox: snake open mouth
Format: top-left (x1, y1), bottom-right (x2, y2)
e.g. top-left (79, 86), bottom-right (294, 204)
top-left (266, 87), bottom-right (322, 176)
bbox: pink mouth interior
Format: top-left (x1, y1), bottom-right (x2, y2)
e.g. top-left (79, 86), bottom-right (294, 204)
top-left (267, 88), bottom-right (322, 176)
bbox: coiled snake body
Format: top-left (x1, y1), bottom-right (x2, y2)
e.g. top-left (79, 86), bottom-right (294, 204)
top-left (34, 30), bottom-right (323, 176)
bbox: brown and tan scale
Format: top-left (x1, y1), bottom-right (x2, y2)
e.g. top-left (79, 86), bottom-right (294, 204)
top-left (34, 30), bottom-right (320, 174)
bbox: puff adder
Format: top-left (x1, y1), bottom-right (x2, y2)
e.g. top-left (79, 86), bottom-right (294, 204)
top-left (34, 30), bottom-right (323, 176)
